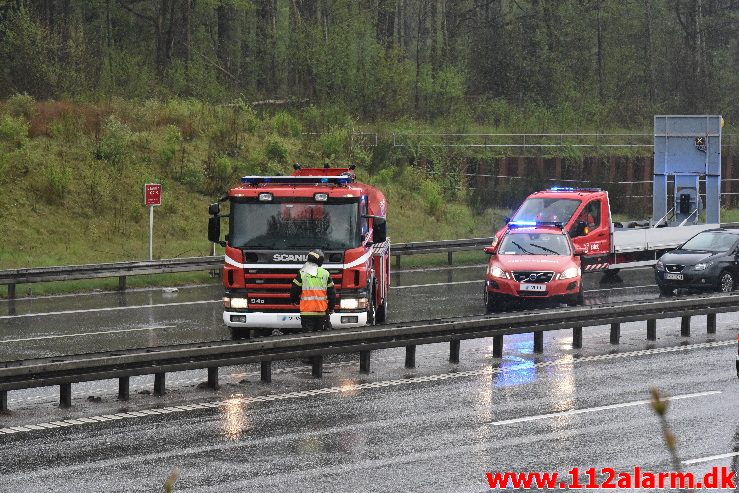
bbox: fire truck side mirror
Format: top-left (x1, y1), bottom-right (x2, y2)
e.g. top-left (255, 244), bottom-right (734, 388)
top-left (373, 218), bottom-right (387, 243)
top-left (208, 216), bottom-right (225, 246)
top-left (483, 246), bottom-right (497, 255)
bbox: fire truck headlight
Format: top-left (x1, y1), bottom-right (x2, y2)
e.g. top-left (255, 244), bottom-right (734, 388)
top-left (225, 297), bottom-right (248, 309)
top-left (340, 297), bottom-right (368, 310)
top-left (314, 193), bottom-right (328, 202)
top-left (489, 266), bottom-right (508, 279)
top-left (258, 192), bottom-right (273, 201)
top-left (559, 267), bottom-right (580, 280)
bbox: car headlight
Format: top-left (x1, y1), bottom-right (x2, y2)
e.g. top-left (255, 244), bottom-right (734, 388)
top-left (340, 297), bottom-right (368, 310)
top-left (655, 260), bottom-right (665, 271)
top-left (489, 266), bottom-right (509, 279)
top-left (693, 263), bottom-right (710, 271)
top-left (559, 267), bottom-right (580, 280)
top-left (224, 297), bottom-right (248, 309)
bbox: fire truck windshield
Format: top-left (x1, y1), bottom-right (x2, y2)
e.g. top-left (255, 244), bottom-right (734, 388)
top-left (511, 198), bottom-right (581, 224)
top-left (230, 201), bottom-right (361, 250)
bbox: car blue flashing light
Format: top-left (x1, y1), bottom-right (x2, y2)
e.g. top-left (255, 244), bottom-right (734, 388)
top-left (508, 220), bottom-right (537, 227)
top-left (549, 187), bottom-right (575, 192)
top-left (547, 186), bottom-right (602, 192)
top-left (240, 176), bottom-right (352, 185)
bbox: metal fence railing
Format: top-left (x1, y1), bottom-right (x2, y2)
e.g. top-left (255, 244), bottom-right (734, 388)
top-left (0, 237), bottom-right (496, 299)
top-left (0, 292), bottom-right (732, 411)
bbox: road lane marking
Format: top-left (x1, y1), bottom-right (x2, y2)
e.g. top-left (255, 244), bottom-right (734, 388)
top-left (0, 339), bottom-right (732, 435)
top-left (0, 300), bottom-right (218, 319)
top-left (0, 325), bottom-right (175, 343)
top-left (683, 451), bottom-right (739, 465)
top-left (488, 391), bottom-right (721, 426)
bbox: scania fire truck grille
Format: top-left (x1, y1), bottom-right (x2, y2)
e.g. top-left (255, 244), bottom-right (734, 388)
top-left (665, 264), bottom-right (684, 273)
top-left (512, 271), bottom-right (554, 283)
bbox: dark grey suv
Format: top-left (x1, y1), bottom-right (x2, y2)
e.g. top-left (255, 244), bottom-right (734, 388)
top-left (654, 228), bottom-right (739, 296)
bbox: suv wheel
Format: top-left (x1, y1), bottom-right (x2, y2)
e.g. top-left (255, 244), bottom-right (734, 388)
top-left (717, 271), bottom-right (735, 293)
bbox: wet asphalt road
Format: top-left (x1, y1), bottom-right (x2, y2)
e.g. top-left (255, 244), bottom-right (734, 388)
top-left (1, 266), bottom-right (737, 492)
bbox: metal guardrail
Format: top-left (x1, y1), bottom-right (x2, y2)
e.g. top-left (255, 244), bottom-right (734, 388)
top-left (0, 238), bottom-right (496, 298)
top-left (0, 292), bottom-right (734, 411)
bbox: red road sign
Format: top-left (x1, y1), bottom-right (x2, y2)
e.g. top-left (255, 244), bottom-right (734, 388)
top-left (144, 183), bottom-right (161, 206)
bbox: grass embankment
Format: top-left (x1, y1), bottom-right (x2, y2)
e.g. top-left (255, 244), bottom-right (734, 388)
top-left (0, 96), bottom-right (503, 297)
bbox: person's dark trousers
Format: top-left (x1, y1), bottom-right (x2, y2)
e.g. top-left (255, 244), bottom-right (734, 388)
top-left (300, 314), bottom-right (329, 332)
top-left (301, 314), bottom-right (328, 364)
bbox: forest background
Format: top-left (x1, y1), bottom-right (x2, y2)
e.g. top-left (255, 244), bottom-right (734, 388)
top-left (0, 0), bottom-right (737, 289)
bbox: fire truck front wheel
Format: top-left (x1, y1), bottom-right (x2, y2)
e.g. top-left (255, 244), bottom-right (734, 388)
top-left (230, 327), bottom-right (251, 340)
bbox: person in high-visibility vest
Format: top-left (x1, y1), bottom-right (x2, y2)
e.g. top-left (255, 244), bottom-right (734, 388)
top-left (290, 249), bottom-right (336, 333)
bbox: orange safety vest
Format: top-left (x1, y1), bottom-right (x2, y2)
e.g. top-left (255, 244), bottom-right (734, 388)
top-left (294, 267), bottom-right (332, 315)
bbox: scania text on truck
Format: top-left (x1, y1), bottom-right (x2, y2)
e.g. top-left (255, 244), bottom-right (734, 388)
top-left (483, 115), bottom-right (724, 309)
top-left (208, 165), bottom-right (389, 338)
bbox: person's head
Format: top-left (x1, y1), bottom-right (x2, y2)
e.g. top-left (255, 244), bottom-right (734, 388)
top-left (307, 249), bottom-right (324, 266)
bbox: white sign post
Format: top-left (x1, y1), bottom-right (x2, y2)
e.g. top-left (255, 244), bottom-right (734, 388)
top-left (144, 184), bottom-right (162, 260)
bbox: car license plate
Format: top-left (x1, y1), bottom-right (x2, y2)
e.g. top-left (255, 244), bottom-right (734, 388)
top-left (664, 273), bottom-right (683, 281)
top-left (520, 283), bottom-right (546, 292)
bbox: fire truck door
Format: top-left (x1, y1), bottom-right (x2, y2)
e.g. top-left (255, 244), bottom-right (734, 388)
top-left (569, 199), bottom-right (609, 255)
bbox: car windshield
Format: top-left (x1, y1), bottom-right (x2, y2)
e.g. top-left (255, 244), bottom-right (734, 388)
top-left (511, 198), bottom-right (581, 224)
top-left (680, 231), bottom-right (738, 253)
top-left (498, 232), bottom-right (571, 256)
top-left (230, 201), bottom-right (360, 249)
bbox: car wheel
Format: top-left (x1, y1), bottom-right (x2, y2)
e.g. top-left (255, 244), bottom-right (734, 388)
top-left (484, 289), bottom-right (504, 313)
top-left (567, 286), bottom-right (585, 306)
top-left (658, 284), bottom-right (674, 296)
top-left (717, 270), bottom-right (735, 293)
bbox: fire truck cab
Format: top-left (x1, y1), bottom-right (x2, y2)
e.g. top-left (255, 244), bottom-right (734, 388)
top-left (208, 166), bottom-right (390, 338)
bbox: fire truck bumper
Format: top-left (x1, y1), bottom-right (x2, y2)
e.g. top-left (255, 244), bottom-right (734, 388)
top-left (223, 311), bottom-right (368, 329)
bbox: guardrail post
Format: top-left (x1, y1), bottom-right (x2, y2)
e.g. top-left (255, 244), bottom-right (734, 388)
top-left (706, 313), bottom-right (716, 334)
top-left (610, 323), bottom-right (620, 344)
top-left (312, 355), bottom-right (323, 378)
top-left (533, 331), bottom-right (544, 353)
top-left (681, 316), bottom-right (691, 337)
top-left (118, 276), bottom-right (127, 291)
top-left (448, 251), bottom-right (453, 265)
top-left (207, 367), bottom-right (219, 389)
top-left (572, 327), bottom-right (583, 349)
top-left (154, 373), bottom-right (166, 395)
top-left (359, 350), bottom-right (371, 373)
top-left (647, 319), bottom-right (657, 341)
top-left (8, 283), bottom-right (15, 300)
top-left (395, 255), bottom-right (401, 269)
top-left (260, 360), bottom-right (272, 383)
top-left (118, 377), bottom-right (130, 401)
top-left (449, 340), bottom-right (460, 363)
top-left (405, 345), bottom-right (416, 368)
top-left (1, 390), bottom-right (7, 412)
top-left (493, 335), bottom-right (503, 358)
top-left (60, 383), bottom-right (72, 408)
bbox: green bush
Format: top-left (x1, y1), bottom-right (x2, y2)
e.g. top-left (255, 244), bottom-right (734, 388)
top-left (42, 160), bottom-right (72, 203)
top-left (420, 179), bottom-right (444, 220)
top-left (318, 129), bottom-right (347, 160)
top-left (0, 115), bottom-right (29, 148)
top-left (265, 136), bottom-right (289, 163)
top-left (94, 116), bottom-right (132, 167)
top-left (270, 111), bottom-right (303, 138)
top-left (6, 93), bottom-right (36, 119)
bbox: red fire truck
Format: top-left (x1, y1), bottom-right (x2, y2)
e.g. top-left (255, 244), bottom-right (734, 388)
top-left (208, 165), bottom-right (389, 338)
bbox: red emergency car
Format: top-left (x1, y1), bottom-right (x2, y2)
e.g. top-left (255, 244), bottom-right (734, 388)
top-left (484, 222), bottom-right (585, 312)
